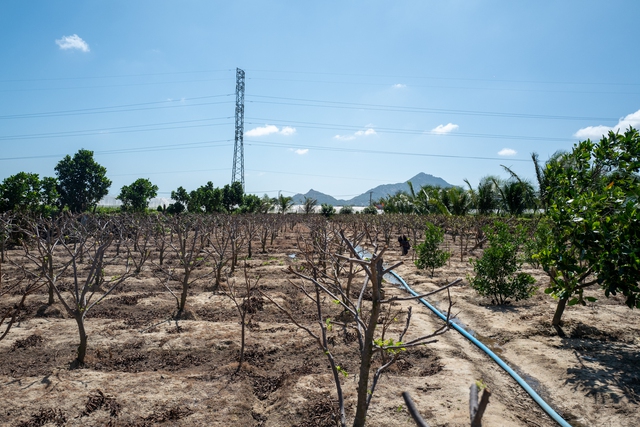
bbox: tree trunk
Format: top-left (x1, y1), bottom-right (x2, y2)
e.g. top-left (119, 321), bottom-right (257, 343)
top-left (75, 313), bottom-right (88, 365)
top-left (552, 297), bottom-right (568, 327)
top-left (47, 256), bottom-right (55, 305)
top-left (179, 278), bottom-right (189, 313)
top-left (236, 313), bottom-right (246, 374)
top-left (353, 258), bottom-right (383, 427)
top-left (48, 284), bottom-right (55, 305)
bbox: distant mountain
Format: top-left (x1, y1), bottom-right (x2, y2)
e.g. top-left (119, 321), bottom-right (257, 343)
top-left (292, 189), bottom-right (342, 206)
top-left (292, 172), bottom-right (453, 207)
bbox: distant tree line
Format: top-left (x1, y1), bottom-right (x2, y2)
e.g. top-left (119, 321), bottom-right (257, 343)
top-left (378, 168), bottom-right (537, 216)
top-left (0, 149), bottom-right (275, 215)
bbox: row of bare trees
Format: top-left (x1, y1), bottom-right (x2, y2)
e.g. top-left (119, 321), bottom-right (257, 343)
top-left (1, 211), bottom-right (496, 425)
top-left (0, 212), bottom-right (302, 364)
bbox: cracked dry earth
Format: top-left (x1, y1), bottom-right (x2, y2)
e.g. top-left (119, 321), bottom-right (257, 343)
top-left (1, 226), bottom-right (639, 427)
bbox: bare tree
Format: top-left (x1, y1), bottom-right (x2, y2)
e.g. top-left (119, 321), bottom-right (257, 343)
top-left (1, 264), bottom-right (46, 342)
top-left (241, 215), bottom-right (260, 259)
top-left (221, 263), bottom-right (261, 374)
top-left (122, 214), bottom-right (153, 275)
top-left (23, 214), bottom-right (134, 364)
top-left (204, 216), bottom-right (232, 292)
top-left (263, 228), bottom-right (457, 427)
top-left (154, 215), bottom-right (212, 316)
top-left (227, 215), bottom-right (246, 273)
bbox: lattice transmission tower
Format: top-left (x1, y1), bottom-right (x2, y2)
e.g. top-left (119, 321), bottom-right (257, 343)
top-left (231, 68), bottom-right (245, 189)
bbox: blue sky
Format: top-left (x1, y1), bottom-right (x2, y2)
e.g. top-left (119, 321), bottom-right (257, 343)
top-left (1, 1), bottom-right (639, 201)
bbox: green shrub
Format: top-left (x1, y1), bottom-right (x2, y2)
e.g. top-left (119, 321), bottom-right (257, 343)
top-left (338, 205), bottom-right (354, 215)
top-left (469, 221), bottom-right (536, 304)
top-left (362, 205), bottom-right (378, 215)
top-left (414, 222), bottom-right (451, 277)
top-left (524, 217), bottom-right (552, 269)
top-left (320, 203), bottom-right (335, 218)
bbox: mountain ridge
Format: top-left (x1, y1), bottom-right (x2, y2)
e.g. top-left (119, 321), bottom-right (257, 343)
top-left (292, 172), bottom-right (453, 206)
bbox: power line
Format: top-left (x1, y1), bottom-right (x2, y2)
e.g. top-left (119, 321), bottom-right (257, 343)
top-left (245, 139), bottom-right (532, 162)
top-left (3, 67), bottom-right (635, 87)
top-left (0, 139), bottom-right (232, 161)
top-left (110, 167), bottom-right (229, 177)
top-left (247, 95), bottom-right (619, 122)
top-left (247, 77), bottom-right (640, 96)
top-left (0, 78), bottom-right (234, 93)
top-left (0, 94), bottom-right (234, 120)
top-left (244, 118), bottom-right (574, 143)
top-left (0, 69), bottom-right (233, 83)
top-left (0, 118), bottom-right (233, 141)
top-left (247, 168), bottom-right (391, 182)
top-left (245, 68), bottom-right (640, 87)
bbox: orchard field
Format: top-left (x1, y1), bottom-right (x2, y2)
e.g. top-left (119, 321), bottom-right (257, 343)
top-left (1, 213), bottom-right (639, 427)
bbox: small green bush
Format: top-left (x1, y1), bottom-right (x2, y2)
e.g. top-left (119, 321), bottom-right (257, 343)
top-left (362, 205), bottom-right (378, 215)
top-left (469, 221), bottom-right (536, 304)
top-left (414, 222), bottom-right (451, 277)
top-left (320, 203), bottom-right (335, 218)
top-left (339, 205), bottom-right (354, 215)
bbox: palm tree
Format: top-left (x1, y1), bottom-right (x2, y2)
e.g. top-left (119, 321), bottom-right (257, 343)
top-left (531, 151), bottom-right (567, 212)
top-left (411, 184), bottom-right (447, 214)
top-left (302, 196), bottom-right (317, 214)
top-left (476, 176), bottom-right (500, 215)
top-left (276, 194), bottom-right (294, 214)
top-left (380, 191), bottom-right (414, 214)
top-left (494, 166), bottom-right (536, 216)
top-left (446, 186), bottom-right (472, 216)
top-left (259, 194), bottom-right (275, 213)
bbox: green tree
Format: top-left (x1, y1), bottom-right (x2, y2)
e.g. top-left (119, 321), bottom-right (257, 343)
top-left (54, 149), bottom-right (111, 213)
top-left (444, 186), bottom-right (472, 216)
top-left (362, 205), bottom-right (378, 215)
top-left (414, 222), bottom-right (451, 277)
top-left (40, 177), bottom-right (60, 215)
top-left (469, 221), bottom-right (536, 304)
top-left (531, 150), bottom-right (567, 212)
top-left (237, 193), bottom-right (263, 213)
top-left (497, 166), bottom-right (537, 215)
top-left (475, 176), bottom-right (500, 215)
top-left (302, 196), bottom-right (318, 214)
top-left (339, 205), bottom-right (354, 214)
top-left (188, 182), bottom-right (223, 213)
top-left (380, 191), bottom-right (414, 214)
top-left (222, 181), bottom-right (244, 212)
top-left (276, 194), bottom-right (294, 214)
top-left (0, 172), bottom-right (59, 214)
top-left (117, 178), bottom-right (158, 212)
top-left (536, 128), bottom-right (640, 327)
top-left (167, 186), bottom-right (190, 214)
top-left (259, 194), bottom-right (275, 213)
top-left (320, 203), bottom-right (335, 218)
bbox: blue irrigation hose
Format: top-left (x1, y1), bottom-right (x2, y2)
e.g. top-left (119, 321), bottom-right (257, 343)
top-left (390, 270), bottom-right (573, 427)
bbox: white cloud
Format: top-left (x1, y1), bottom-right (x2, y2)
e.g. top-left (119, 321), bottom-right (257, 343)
top-left (295, 149), bottom-right (309, 155)
top-left (355, 128), bottom-right (377, 136)
top-left (245, 124), bottom-right (296, 137)
top-left (574, 109), bottom-right (640, 140)
top-left (333, 134), bottom-right (356, 141)
top-left (392, 83), bottom-right (406, 89)
top-left (334, 126), bottom-right (376, 141)
top-left (431, 123), bottom-right (459, 134)
top-left (498, 148), bottom-right (517, 156)
top-left (55, 34), bottom-right (90, 52)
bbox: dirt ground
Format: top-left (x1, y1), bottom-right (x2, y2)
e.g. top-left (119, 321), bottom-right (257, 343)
top-left (1, 223), bottom-right (639, 427)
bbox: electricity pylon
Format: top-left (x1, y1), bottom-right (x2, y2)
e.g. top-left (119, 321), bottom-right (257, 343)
top-left (231, 68), bottom-right (245, 189)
